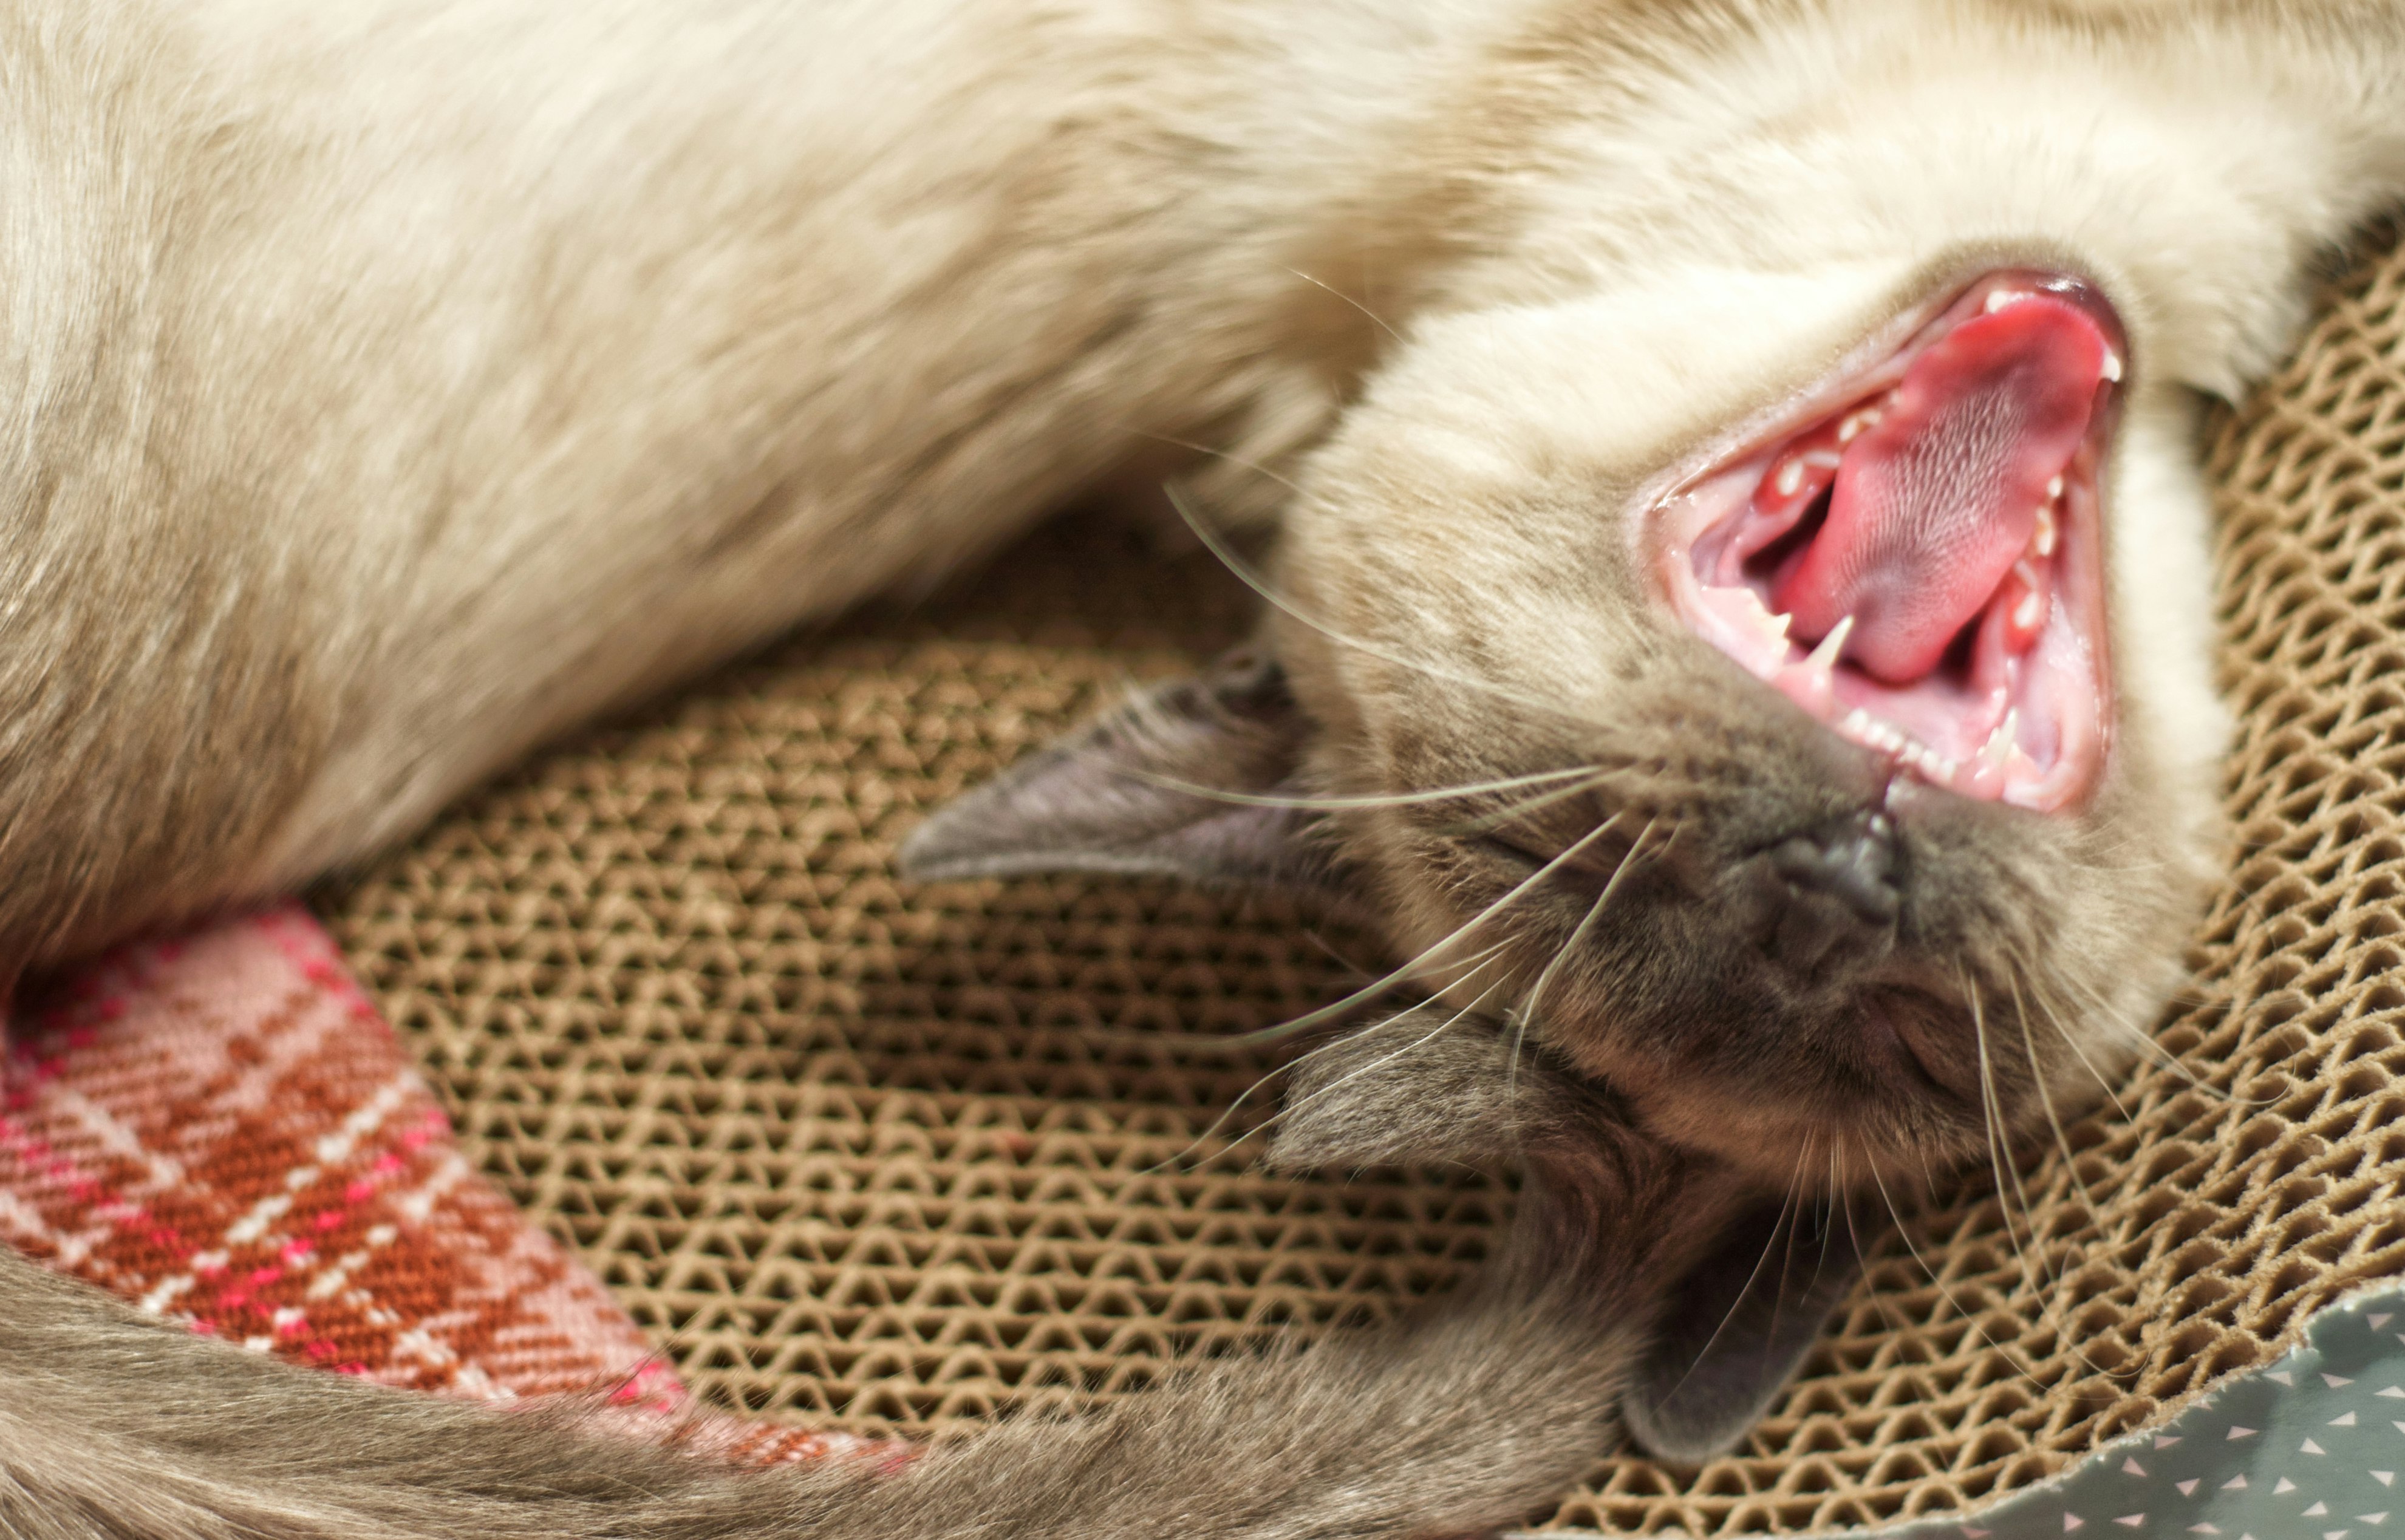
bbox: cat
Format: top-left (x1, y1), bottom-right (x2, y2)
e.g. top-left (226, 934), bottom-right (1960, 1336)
top-left (0, 0), bottom-right (2400, 1533)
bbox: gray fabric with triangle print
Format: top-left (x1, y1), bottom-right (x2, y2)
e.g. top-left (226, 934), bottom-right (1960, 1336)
top-left (1533, 1292), bottom-right (2405, 1539)
top-left (1838, 1290), bottom-right (2403, 1539)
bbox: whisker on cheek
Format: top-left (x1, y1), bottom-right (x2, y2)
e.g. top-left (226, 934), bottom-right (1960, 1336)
top-left (1121, 761), bottom-right (1600, 813)
top-left (1167, 484), bottom-right (1606, 729)
top-left (1436, 765), bottom-right (1643, 840)
top-left (2008, 970), bottom-right (2103, 1228)
top-left (1215, 810), bottom-right (1628, 1050)
top-left (1251, 974), bottom-right (1508, 1155)
top-left (1504, 815), bottom-right (1645, 1101)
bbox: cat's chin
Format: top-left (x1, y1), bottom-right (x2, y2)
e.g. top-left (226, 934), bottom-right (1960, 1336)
top-left (1653, 269), bottom-right (2126, 815)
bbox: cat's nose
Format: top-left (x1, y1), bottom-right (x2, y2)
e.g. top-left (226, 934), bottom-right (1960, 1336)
top-left (1772, 813), bottom-right (1900, 921)
top-left (1760, 812), bottom-right (1900, 976)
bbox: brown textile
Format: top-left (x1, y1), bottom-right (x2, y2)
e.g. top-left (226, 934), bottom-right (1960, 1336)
top-left (321, 225), bottom-right (2405, 1535)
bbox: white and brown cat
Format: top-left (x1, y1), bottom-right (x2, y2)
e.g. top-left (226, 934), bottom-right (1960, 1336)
top-left (0, 1), bottom-right (2397, 1534)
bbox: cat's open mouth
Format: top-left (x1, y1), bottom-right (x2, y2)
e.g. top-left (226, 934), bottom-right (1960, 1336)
top-left (1655, 271), bottom-right (2123, 812)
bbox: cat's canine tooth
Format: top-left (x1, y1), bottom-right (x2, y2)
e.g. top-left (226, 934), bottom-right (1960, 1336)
top-left (2046, 475), bottom-right (2064, 500)
top-left (1838, 407), bottom-right (1883, 444)
top-left (1775, 458), bottom-right (1803, 497)
top-left (2033, 503), bottom-right (2058, 558)
top-left (1840, 708), bottom-right (1871, 736)
top-left (2013, 589), bottom-right (2044, 633)
top-left (1736, 586), bottom-right (1789, 643)
top-left (2101, 349), bottom-right (2124, 383)
top-left (1985, 288), bottom-right (2033, 313)
top-left (1805, 614), bottom-right (1853, 672)
top-left (1979, 709), bottom-right (2021, 771)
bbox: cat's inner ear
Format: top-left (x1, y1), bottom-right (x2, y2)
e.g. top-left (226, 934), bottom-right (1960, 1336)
top-left (897, 647), bottom-right (1343, 896)
top-left (1617, 1197), bottom-right (1862, 1466)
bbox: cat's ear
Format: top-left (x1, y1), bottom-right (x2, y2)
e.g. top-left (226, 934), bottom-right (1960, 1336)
top-left (1268, 1007), bottom-right (1858, 1466)
top-left (1615, 1198), bottom-right (1861, 1465)
top-left (897, 647), bottom-right (1346, 897)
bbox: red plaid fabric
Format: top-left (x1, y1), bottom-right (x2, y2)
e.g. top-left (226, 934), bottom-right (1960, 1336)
top-left (0, 904), bottom-right (872, 1466)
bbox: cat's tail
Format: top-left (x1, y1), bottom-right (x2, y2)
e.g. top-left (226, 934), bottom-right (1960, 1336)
top-left (0, 1026), bottom-right (1721, 1540)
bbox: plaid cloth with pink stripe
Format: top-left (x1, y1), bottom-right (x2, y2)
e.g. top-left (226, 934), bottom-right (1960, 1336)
top-left (0, 904), bottom-right (875, 1467)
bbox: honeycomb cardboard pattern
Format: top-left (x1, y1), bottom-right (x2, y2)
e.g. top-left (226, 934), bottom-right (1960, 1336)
top-left (322, 227), bottom-right (2405, 1536)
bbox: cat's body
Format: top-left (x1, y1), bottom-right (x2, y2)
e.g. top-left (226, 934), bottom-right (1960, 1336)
top-left (1, 0), bottom-right (2404, 1533)
top-left (0, 0), bottom-right (1432, 969)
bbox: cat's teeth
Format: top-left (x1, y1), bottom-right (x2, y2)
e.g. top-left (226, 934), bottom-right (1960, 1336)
top-left (1852, 716), bottom-right (1907, 755)
top-left (1772, 447), bottom-right (1842, 497)
top-left (2102, 349), bottom-right (2123, 383)
top-left (1805, 614), bottom-right (1853, 672)
top-left (2032, 503), bottom-right (2057, 557)
top-left (1772, 614), bottom-right (1847, 715)
top-left (1979, 709), bottom-right (2020, 771)
top-left (1997, 748), bottom-right (2053, 809)
top-left (1900, 741), bottom-right (1959, 785)
top-left (1701, 584), bottom-right (1795, 675)
top-left (2010, 559), bottom-right (2044, 633)
top-left (1837, 407), bottom-right (1883, 444)
top-left (2046, 475), bottom-right (2064, 499)
top-left (1985, 288), bottom-right (2034, 314)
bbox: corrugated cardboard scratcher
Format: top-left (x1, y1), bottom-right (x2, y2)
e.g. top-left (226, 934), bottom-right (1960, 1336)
top-left (322, 225), bottom-right (2405, 1535)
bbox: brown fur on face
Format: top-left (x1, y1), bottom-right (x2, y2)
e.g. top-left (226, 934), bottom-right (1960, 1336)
top-left (1268, 364), bottom-right (2200, 1189)
top-left (913, 0), bottom-right (2405, 1456)
top-left (1225, 0), bottom-right (2405, 1193)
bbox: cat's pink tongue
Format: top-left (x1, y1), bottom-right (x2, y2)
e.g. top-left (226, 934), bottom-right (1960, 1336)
top-left (1772, 296), bottom-right (2109, 683)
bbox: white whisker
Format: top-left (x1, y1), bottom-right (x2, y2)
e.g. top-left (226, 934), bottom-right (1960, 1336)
top-left (1136, 430), bottom-right (1309, 499)
top-left (1165, 485), bottom-right (1607, 729)
top-left (1505, 816), bottom-right (1654, 1101)
top-left (1254, 978), bottom-right (1508, 1149)
top-left (1143, 959), bottom-right (1512, 1177)
top-left (1213, 808), bottom-right (1628, 1048)
top-left (1281, 265), bottom-right (1407, 345)
top-left (1652, 1134), bottom-right (1813, 1412)
top-left (1118, 762), bottom-right (1600, 813)
top-left (1965, 975), bottom-right (2040, 1300)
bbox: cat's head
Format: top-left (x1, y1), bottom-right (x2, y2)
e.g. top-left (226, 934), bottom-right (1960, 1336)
top-left (900, 250), bottom-right (2228, 1460)
top-left (903, 253), bottom-right (2225, 1198)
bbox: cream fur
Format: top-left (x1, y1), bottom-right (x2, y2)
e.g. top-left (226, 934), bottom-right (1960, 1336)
top-left (0, 0), bottom-right (2397, 1530)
